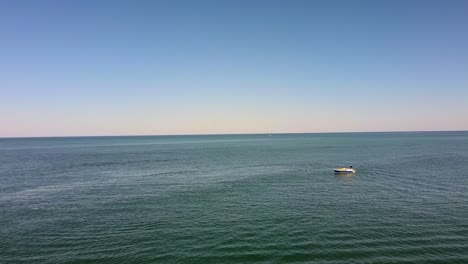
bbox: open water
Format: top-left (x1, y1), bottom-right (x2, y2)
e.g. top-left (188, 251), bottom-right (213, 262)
top-left (1, 132), bottom-right (468, 263)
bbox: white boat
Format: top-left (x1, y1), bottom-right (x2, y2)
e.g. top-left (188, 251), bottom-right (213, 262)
top-left (334, 166), bottom-right (355, 173)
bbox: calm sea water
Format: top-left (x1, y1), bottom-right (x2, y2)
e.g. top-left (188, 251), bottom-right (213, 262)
top-left (1, 132), bottom-right (468, 263)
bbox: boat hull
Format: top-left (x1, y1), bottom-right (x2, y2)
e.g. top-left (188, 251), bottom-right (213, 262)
top-left (334, 169), bottom-right (355, 173)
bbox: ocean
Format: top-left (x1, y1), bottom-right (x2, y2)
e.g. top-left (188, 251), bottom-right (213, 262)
top-left (1, 132), bottom-right (467, 263)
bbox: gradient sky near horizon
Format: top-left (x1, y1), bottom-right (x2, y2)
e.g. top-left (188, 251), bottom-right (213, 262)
top-left (1, 0), bottom-right (468, 137)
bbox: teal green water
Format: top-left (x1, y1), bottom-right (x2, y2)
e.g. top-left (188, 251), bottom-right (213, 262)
top-left (1, 132), bottom-right (468, 263)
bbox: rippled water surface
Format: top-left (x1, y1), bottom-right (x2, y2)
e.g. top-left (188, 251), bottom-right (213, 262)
top-left (1, 132), bottom-right (468, 263)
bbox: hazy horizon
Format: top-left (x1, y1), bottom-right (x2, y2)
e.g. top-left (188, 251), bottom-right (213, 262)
top-left (2, 129), bottom-right (467, 139)
top-left (2, 0), bottom-right (468, 137)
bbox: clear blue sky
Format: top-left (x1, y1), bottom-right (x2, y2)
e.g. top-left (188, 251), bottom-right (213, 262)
top-left (1, 0), bottom-right (467, 137)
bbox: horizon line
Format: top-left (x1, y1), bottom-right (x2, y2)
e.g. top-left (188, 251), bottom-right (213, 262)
top-left (1, 130), bottom-right (467, 139)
